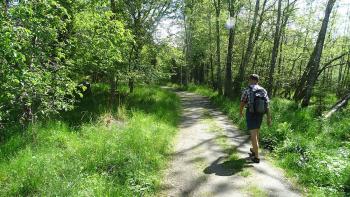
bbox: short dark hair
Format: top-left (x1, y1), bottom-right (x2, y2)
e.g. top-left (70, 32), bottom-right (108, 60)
top-left (249, 74), bottom-right (259, 81)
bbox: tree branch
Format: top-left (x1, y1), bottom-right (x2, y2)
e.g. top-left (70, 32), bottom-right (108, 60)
top-left (317, 52), bottom-right (350, 78)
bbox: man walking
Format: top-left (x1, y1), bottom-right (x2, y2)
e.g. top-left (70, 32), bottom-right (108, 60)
top-left (240, 74), bottom-right (271, 163)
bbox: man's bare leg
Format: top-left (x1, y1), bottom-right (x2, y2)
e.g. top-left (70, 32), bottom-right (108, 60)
top-left (250, 129), bottom-right (260, 158)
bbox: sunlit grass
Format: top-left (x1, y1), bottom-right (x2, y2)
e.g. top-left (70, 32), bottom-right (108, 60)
top-left (0, 85), bottom-right (180, 196)
top-left (245, 185), bottom-right (268, 197)
top-left (239, 169), bottom-right (251, 177)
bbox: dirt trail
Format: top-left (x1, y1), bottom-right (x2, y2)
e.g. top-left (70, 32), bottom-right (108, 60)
top-left (160, 91), bottom-right (301, 197)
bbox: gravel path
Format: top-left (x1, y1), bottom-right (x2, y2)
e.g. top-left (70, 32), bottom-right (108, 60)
top-left (160, 91), bottom-right (302, 197)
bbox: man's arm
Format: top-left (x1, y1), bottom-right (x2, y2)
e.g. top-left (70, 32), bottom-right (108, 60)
top-left (263, 88), bottom-right (272, 126)
top-left (266, 106), bottom-right (272, 126)
top-left (240, 90), bottom-right (247, 118)
top-left (240, 102), bottom-right (245, 118)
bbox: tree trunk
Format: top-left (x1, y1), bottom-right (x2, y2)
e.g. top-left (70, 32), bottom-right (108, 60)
top-left (129, 44), bottom-right (141, 94)
top-left (294, 10), bottom-right (313, 101)
top-left (232, 0), bottom-right (260, 97)
top-left (253, 0), bottom-right (268, 45)
top-left (183, 15), bottom-right (188, 87)
top-left (208, 12), bottom-right (215, 88)
top-left (337, 62), bottom-right (344, 95)
top-left (224, 27), bottom-right (236, 98)
top-left (342, 54), bottom-right (350, 89)
top-left (300, 0), bottom-right (336, 107)
top-left (200, 62), bottom-right (205, 84)
top-left (110, 76), bottom-right (117, 104)
top-left (183, 7), bottom-right (192, 87)
top-left (252, 47), bottom-right (259, 73)
top-left (276, 0), bottom-right (295, 80)
top-left (267, 0), bottom-right (282, 97)
top-left (129, 79), bottom-right (134, 93)
top-left (224, 1), bottom-right (236, 98)
top-left (210, 55), bottom-right (214, 87)
top-left (2, 0), bottom-right (9, 16)
top-left (214, 0), bottom-right (222, 95)
top-left (110, 0), bottom-right (117, 14)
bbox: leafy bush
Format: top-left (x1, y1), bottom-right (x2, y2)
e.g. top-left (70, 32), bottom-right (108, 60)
top-left (0, 1), bottom-right (77, 126)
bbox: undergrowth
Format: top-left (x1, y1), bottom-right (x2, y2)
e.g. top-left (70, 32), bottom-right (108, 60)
top-left (0, 85), bottom-right (180, 196)
top-left (184, 84), bottom-right (350, 196)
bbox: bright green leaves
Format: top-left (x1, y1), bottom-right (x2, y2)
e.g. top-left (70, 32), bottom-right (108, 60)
top-left (73, 9), bottom-right (132, 81)
top-left (0, 0), bottom-right (175, 128)
top-left (0, 1), bottom-right (77, 124)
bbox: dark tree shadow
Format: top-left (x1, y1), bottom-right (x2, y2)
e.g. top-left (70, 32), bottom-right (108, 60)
top-left (181, 175), bottom-right (208, 196)
top-left (203, 156), bottom-right (253, 176)
top-left (345, 175), bottom-right (350, 194)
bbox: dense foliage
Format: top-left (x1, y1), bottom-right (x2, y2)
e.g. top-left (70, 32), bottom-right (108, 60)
top-left (0, 0), bottom-right (177, 134)
top-left (0, 1), bottom-right (77, 127)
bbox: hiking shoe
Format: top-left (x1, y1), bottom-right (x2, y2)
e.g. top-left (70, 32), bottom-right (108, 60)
top-left (251, 156), bottom-right (260, 163)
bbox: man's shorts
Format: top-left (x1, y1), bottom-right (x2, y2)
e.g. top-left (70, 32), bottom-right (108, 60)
top-left (246, 110), bottom-right (264, 130)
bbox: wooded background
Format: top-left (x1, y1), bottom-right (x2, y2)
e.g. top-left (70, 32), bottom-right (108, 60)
top-left (174, 0), bottom-right (349, 109)
top-left (1, 0), bottom-right (349, 129)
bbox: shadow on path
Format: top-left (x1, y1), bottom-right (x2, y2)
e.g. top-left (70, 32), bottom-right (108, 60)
top-left (169, 134), bottom-right (250, 157)
top-left (181, 175), bottom-right (208, 197)
top-left (204, 156), bottom-right (254, 176)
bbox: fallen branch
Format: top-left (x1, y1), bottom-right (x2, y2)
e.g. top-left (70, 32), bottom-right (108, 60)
top-left (324, 92), bottom-right (350, 118)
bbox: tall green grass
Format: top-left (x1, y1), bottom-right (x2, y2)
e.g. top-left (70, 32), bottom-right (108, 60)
top-left (185, 84), bottom-right (350, 196)
top-left (0, 85), bottom-right (180, 196)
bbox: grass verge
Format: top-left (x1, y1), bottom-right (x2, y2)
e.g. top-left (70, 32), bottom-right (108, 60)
top-left (182, 84), bottom-right (350, 196)
top-left (0, 85), bottom-right (180, 196)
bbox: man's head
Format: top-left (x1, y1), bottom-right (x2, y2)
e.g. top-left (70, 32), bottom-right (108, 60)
top-left (249, 74), bottom-right (259, 85)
